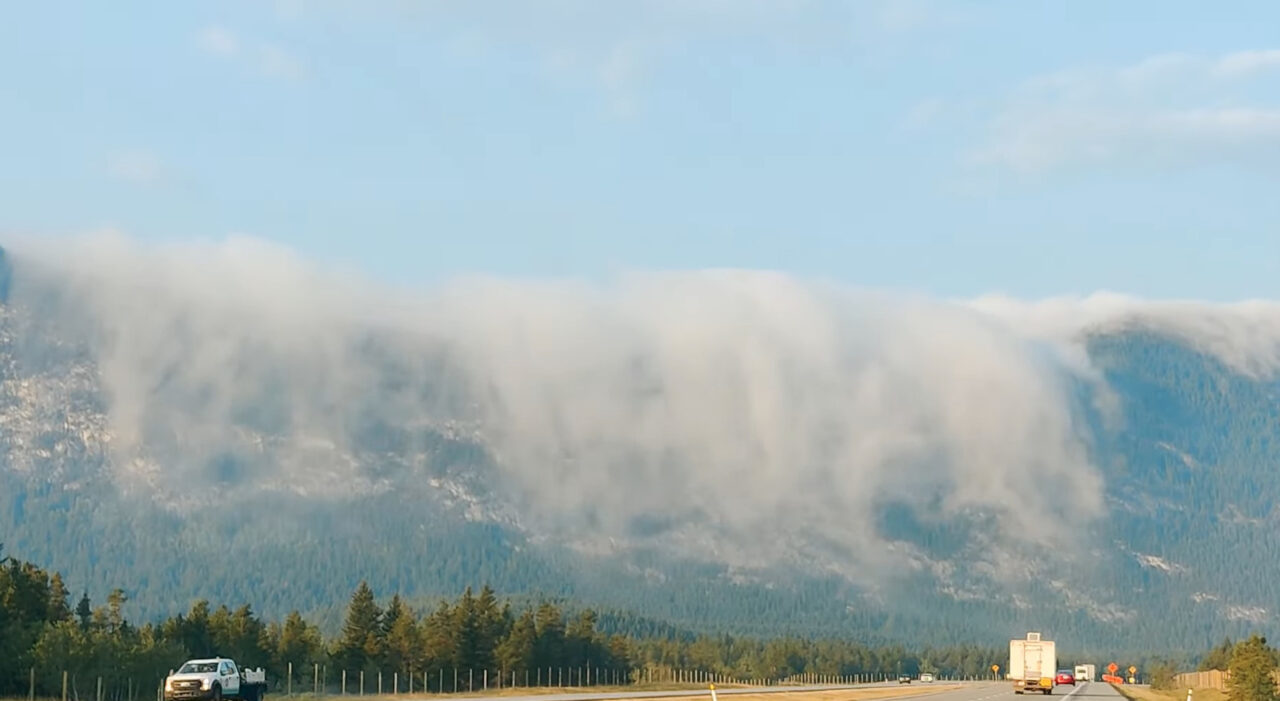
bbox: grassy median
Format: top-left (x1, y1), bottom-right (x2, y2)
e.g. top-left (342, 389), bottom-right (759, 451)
top-left (1111, 684), bottom-right (1225, 701)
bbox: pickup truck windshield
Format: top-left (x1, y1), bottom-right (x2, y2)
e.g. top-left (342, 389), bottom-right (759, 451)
top-left (179, 663), bottom-right (219, 674)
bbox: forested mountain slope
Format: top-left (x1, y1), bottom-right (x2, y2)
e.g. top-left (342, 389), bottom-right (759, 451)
top-left (4, 240), bottom-right (1280, 655)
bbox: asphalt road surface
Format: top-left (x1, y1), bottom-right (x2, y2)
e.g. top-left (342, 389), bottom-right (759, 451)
top-left (426, 683), bottom-right (897, 701)
top-left (918, 681), bottom-right (1122, 701)
top-left (421, 680), bottom-right (1124, 701)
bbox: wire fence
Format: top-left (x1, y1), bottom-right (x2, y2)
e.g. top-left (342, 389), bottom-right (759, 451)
top-left (13, 665), bottom-right (987, 701)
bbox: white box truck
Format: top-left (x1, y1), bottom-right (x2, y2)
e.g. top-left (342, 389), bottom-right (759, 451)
top-left (1010, 632), bottom-right (1056, 695)
top-left (1074, 665), bottom-right (1095, 683)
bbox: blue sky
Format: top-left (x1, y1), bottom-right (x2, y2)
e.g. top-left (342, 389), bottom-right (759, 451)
top-left (3, 0), bottom-right (1279, 299)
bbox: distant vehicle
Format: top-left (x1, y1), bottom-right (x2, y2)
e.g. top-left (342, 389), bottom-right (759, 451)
top-left (164, 658), bottom-right (266, 701)
top-left (920, 673), bottom-right (935, 683)
top-left (898, 675), bottom-right (912, 684)
top-left (1074, 665), bottom-right (1095, 683)
top-left (1009, 632), bottom-right (1056, 695)
top-left (1056, 670), bottom-right (1076, 686)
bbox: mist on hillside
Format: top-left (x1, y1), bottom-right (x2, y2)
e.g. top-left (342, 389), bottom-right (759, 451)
top-left (6, 233), bottom-right (1280, 581)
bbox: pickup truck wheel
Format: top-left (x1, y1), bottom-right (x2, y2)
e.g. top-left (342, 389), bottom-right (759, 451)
top-left (212, 685), bottom-right (222, 701)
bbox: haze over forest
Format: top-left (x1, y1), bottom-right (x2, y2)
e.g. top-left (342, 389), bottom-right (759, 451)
top-left (4, 235), bottom-right (1280, 653)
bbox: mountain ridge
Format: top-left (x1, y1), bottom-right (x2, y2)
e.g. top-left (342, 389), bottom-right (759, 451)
top-left (4, 238), bottom-right (1280, 655)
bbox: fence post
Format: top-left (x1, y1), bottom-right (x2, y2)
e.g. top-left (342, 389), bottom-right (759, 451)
top-left (483, 670), bottom-right (487, 691)
top-left (315, 664), bottom-right (320, 696)
top-left (342, 670), bottom-right (346, 695)
top-left (378, 672), bottom-right (383, 696)
top-left (360, 670), bottom-right (364, 696)
top-left (288, 663), bottom-right (293, 697)
top-left (394, 673), bottom-right (398, 695)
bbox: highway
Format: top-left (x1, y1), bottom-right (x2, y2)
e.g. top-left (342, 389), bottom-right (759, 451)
top-left (894, 681), bottom-right (1126, 701)
top-left (410, 680), bottom-right (1125, 701)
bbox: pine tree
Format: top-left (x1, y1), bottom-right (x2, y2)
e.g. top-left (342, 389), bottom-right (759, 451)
top-left (474, 585), bottom-right (505, 672)
top-left (1202, 637), bottom-right (1237, 671)
top-left (210, 604), bottom-right (233, 654)
top-left (75, 591), bottom-right (92, 629)
top-left (385, 608), bottom-right (423, 678)
top-left (533, 602), bottom-right (565, 671)
top-left (225, 605), bottom-right (268, 664)
top-left (180, 600), bottom-right (215, 657)
top-left (276, 610), bottom-right (324, 685)
top-left (566, 610), bottom-right (599, 668)
top-left (336, 581), bottom-right (383, 672)
top-left (453, 586), bottom-right (481, 669)
top-left (1228, 635), bottom-right (1279, 701)
top-left (383, 594), bottom-right (408, 639)
top-left (421, 601), bottom-right (456, 673)
top-left (496, 610), bottom-right (537, 673)
top-left (106, 589), bottom-right (128, 633)
top-left (47, 572), bottom-right (72, 622)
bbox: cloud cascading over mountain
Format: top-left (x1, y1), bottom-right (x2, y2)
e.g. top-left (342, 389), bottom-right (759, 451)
top-left (6, 232), bottom-right (1280, 590)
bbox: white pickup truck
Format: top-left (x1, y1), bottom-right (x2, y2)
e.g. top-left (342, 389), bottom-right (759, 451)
top-left (164, 658), bottom-right (267, 701)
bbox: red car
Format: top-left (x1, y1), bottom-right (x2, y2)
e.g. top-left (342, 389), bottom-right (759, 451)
top-left (1055, 671), bottom-right (1076, 686)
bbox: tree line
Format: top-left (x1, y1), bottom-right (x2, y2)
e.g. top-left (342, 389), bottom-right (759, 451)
top-left (1, 547), bottom-right (1005, 698)
top-left (1143, 634), bottom-right (1280, 701)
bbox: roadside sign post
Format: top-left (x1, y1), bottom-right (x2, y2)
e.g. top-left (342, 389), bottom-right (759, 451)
top-left (992, 665), bottom-right (1000, 681)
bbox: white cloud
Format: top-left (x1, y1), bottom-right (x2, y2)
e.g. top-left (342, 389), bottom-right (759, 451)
top-left (903, 97), bottom-right (945, 129)
top-left (198, 24), bottom-right (240, 58)
top-left (259, 44), bottom-right (305, 80)
top-left (106, 150), bottom-right (165, 184)
top-left (972, 49), bottom-right (1280, 174)
top-left (197, 23), bottom-right (306, 80)
top-left (868, 0), bottom-right (961, 34)
top-left (1213, 49), bottom-right (1280, 77)
top-left (9, 234), bottom-right (1280, 582)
